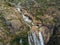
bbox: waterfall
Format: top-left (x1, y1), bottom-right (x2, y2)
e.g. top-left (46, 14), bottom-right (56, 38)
top-left (39, 32), bottom-right (44, 45)
top-left (28, 32), bottom-right (45, 45)
top-left (19, 39), bottom-right (22, 44)
top-left (16, 5), bottom-right (32, 28)
top-left (28, 34), bottom-right (33, 45)
top-left (16, 4), bottom-right (45, 45)
top-left (32, 32), bottom-right (40, 45)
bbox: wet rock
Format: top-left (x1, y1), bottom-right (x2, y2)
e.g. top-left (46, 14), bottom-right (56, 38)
top-left (30, 26), bottom-right (38, 35)
top-left (39, 26), bottom-right (51, 44)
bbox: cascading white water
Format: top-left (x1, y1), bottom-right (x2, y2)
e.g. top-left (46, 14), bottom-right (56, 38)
top-left (16, 4), bottom-right (45, 45)
top-left (28, 34), bottom-right (33, 45)
top-left (28, 31), bottom-right (44, 45)
top-left (22, 15), bottom-right (32, 28)
top-left (19, 39), bottom-right (23, 45)
top-left (32, 32), bottom-right (40, 45)
top-left (39, 32), bottom-right (44, 45)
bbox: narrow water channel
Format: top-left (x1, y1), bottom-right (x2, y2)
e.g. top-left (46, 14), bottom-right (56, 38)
top-left (16, 5), bottom-right (45, 45)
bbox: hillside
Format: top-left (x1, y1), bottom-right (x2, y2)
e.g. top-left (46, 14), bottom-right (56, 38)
top-left (0, 0), bottom-right (60, 45)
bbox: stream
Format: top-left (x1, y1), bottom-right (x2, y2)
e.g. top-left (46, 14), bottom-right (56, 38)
top-left (28, 31), bottom-right (45, 45)
top-left (16, 4), bottom-right (45, 45)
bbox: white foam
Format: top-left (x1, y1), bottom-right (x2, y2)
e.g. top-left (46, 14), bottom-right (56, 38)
top-left (39, 32), bottom-right (44, 45)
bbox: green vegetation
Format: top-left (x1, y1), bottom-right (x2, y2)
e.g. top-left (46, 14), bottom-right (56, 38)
top-left (0, 0), bottom-right (60, 45)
